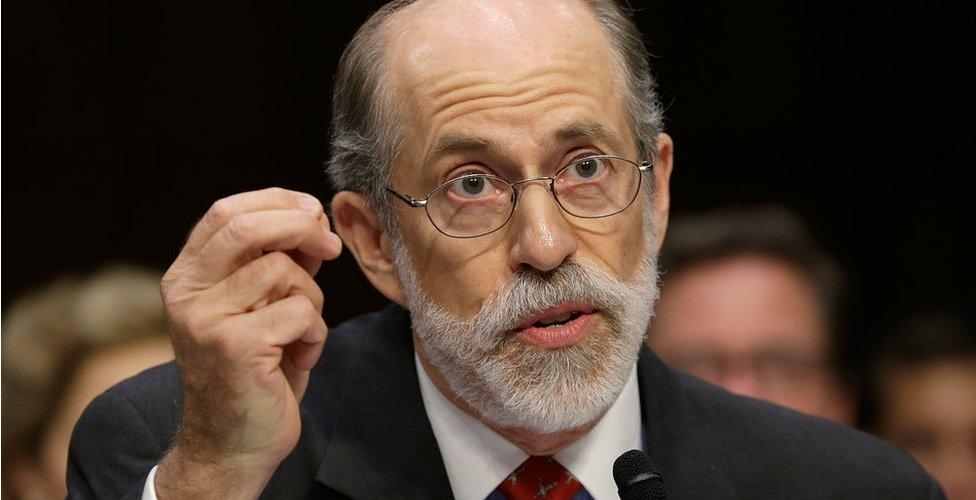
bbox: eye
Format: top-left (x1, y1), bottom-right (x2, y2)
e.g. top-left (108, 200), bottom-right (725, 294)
top-left (461, 176), bottom-right (486, 195)
top-left (574, 158), bottom-right (600, 177)
top-left (446, 174), bottom-right (492, 198)
top-left (564, 156), bottom-right (608, 181)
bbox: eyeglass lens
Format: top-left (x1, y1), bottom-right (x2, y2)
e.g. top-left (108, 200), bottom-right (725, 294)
top-left (425, 157), bottom-right (641, 237)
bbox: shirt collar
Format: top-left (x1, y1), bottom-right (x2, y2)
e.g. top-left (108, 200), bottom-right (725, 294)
top-left (415, 354), bottom-right (642, 500)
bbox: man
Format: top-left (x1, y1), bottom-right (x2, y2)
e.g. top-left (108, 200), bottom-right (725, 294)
top-left (67, 1), bottom-right (941, 499)
top-left (868, 313), bottom-right (976, 500)
top-left (648, 206), bottom-right (856, 424)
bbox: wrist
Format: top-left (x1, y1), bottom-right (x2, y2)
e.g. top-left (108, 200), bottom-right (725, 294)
top-left (154, 442), bottom-right (280, 500)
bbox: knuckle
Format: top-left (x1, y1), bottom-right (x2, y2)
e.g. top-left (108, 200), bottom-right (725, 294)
top-left (263, 186), bottom-right (291, 202)
top-left (261, 251), bottom-right (294, 276)
top-left (181, 308), bottom-right (211, 335)
top-left (160, 288), bottom-right (181, 316)
top-left (159, 275), bottom-right (194, 318)
top-left (293, 295), bottom-right (318, 319)
top-left (161, 261), bottom-right (186, 293)
top-left (261, 254), bottom-right (322, 310)
top-left (309, 284), bottom-right (325, 312)
top-left (159, 275), bottom-right (176, 303)
top-left (205, 198), bottom-right (235, 227)
top-left (225, 214), bottom-right (257, 244)
top-left (293, 210), bottom-right (319, 230)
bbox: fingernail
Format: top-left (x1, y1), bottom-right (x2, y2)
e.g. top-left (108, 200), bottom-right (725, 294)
top-left (297, 194), bottom-right (321, 213)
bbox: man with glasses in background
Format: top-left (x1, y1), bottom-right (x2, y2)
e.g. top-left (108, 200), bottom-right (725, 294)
top-left (649, 206), bottom-right (857, 426)
top-left (68, 1), bottom-right (942, 498)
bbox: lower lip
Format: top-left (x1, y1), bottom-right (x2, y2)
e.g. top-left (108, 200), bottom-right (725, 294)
top-left (515, 312), bottom-right (595, 349)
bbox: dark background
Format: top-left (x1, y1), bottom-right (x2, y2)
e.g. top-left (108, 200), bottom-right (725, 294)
top-left (4, 1), bottom-right (973, 364)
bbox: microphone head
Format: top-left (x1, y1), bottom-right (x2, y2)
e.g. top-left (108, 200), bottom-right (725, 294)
top-left (613, 450), bottom-right (666, 500)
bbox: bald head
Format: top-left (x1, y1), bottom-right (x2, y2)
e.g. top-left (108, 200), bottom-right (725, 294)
top-left (385, 0), bottom-right (611, 79)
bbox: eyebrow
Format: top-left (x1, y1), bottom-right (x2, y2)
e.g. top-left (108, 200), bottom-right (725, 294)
top-left (423, 120), bottom-right (626, 168)
top-left (548, 120), bottom-right (626, 152)
top-left (424, 135), bottom-right (499, 167)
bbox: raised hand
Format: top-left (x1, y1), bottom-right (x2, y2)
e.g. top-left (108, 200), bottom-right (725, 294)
top-left (154, 188), bottom-right (342, 499)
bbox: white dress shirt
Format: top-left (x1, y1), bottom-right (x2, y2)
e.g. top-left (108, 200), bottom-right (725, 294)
top-left (416, 354), bottom-right (643, 500)
top-left (142, 464), bottom-right (158, 499)
top-left (143, 356), bottom-right (642, 500)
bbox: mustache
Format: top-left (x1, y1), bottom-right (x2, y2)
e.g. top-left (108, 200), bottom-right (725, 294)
top-left (466, 260), bottom-right (634, 340)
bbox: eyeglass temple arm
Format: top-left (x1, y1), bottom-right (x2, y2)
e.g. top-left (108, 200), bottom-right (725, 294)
top-left (386, 187), bottom-right (428, 208)
top-left (638, 160), bottom-right (653, 172)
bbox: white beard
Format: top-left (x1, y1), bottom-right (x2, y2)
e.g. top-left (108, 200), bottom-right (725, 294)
top-left (392, 208), bottom-right (660, 434)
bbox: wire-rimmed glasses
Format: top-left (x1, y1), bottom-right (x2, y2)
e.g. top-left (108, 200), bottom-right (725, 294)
top-left (386, 154), bottom-right (653, 238)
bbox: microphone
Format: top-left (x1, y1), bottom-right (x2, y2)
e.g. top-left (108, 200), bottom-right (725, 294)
top-left (613, 450), bottom-right (666, 499)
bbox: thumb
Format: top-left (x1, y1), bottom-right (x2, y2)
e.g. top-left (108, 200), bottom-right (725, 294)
top-left (281, 355), bottom-right (312, 400)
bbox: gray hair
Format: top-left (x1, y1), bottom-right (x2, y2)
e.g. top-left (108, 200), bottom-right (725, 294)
top-left (326, 0), bottom-right (665, 230)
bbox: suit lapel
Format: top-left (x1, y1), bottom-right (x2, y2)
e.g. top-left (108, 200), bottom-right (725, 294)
top-left (637, 345), bottom-right (736, 497)
top-left (314, 305), bottom-right (453, 498)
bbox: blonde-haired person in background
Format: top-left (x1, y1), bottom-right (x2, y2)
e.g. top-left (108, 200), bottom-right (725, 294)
top-left (2, 265), bottom-right (173, 500)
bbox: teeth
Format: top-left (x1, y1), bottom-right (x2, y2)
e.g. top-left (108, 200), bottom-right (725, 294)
top-left (538, 312), bottom-right (575, 326)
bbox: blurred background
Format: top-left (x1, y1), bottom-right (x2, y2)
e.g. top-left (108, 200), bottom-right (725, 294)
top-left (3, 0), bottom-right (974, 498)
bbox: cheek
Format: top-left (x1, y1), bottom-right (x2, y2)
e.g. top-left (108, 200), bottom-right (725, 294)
top-left (402, 229), bottom-right (513, 317)
top-left (575, 206), bottom-right (648, 278)
top-left (623, 213), bottom-right (649, 267)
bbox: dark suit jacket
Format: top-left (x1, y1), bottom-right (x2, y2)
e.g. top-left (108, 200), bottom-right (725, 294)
top-left (68, 304), bottom-right (943, 499)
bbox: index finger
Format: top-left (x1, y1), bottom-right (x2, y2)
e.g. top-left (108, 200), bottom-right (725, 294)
top-left (181, 187), bottom-right (328, 259)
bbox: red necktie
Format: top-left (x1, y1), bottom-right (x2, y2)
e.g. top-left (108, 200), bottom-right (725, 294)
top-left (496, 455), bottom-right (584, 500)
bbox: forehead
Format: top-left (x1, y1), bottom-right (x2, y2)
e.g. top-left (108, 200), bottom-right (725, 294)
top-left (381, 0), bottom-right (629, 164)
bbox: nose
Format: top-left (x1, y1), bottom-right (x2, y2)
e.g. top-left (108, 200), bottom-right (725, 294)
top-left (507, 181), bottom-right (578, 273)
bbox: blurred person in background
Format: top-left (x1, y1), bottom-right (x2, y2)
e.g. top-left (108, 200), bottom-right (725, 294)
top-left (648, 205), bottom-right (856, 424)
top-left (2, 265), bottom-right (174, 500)
top-left (867, 312), bottom-right (976, 500)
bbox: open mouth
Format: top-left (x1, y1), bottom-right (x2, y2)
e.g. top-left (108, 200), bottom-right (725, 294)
top-left (514, 303), bottom-right (597, 349)
top-left (532, 310), bottom-right (584, 327)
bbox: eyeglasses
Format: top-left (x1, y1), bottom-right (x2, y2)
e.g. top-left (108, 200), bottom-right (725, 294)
top-left (668, 351), bottom-right (834, 391)
top-left (386, 155), bottom-right (652, 238)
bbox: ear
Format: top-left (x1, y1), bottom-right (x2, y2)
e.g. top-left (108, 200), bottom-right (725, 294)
top-left (650, 132), bottom-right (674, 254)
top-left (330, 191), bottom-right (408, 307)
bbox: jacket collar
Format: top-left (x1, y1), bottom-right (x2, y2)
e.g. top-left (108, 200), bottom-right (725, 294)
top-left (637, 340), bottom-right (736, 496)
top-left (314, 304), bottom-right (453, 498)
